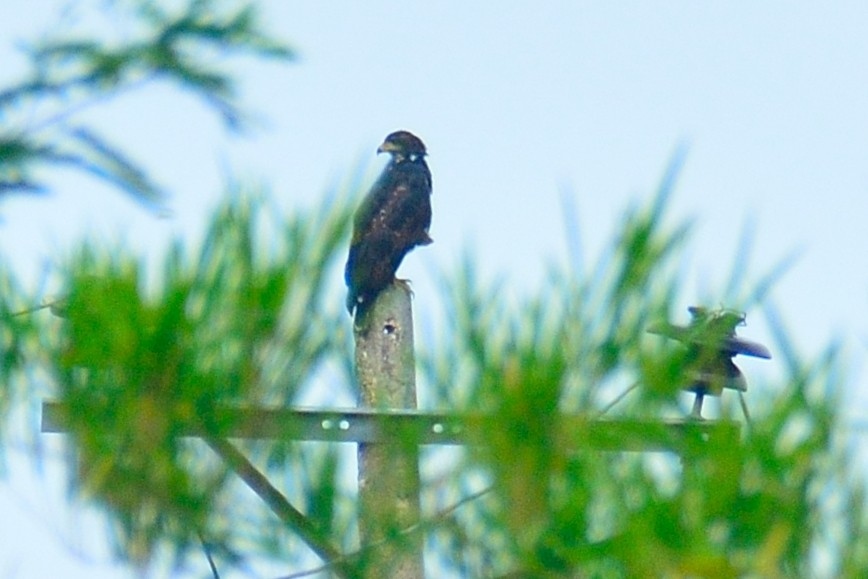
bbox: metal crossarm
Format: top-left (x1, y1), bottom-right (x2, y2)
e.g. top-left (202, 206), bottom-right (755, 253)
top-left (41, 401), bottom-right (739, 451)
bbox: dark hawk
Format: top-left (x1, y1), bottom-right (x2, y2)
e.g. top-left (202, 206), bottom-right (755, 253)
top-left (345, 130), bottom-right (433, 316)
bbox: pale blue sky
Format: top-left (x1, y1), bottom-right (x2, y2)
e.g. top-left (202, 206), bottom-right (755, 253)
top-left (2, 2), bottom-right (868, 576)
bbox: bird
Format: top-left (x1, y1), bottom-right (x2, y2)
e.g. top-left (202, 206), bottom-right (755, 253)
top-left (344, 130), bottom-right (433, 317)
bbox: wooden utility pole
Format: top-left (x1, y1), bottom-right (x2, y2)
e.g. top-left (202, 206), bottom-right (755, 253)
top-left (353, 282), bottom-right (424, 578)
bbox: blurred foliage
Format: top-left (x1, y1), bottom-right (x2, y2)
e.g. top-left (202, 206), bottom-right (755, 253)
top-left (419, 169), bottom-right (868, 578)
top-left (0, 0), bottom-right (292, 205)
top-left (2, 191), bottom-right (355, 565)
top-left (1, 175), bottom-right (867, 576)
top-left (0, 266), bottom-right (41, 436)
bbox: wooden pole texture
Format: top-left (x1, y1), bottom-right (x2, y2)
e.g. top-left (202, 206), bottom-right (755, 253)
top-left (354, 282), bottom-right (424, 578)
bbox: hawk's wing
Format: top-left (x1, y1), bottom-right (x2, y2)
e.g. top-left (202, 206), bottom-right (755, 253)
top-left (345, 158), bottom-right (432, 314)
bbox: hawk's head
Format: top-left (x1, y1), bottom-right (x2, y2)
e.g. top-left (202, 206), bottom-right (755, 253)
top-left (378, 130), bottom-right (427, 161)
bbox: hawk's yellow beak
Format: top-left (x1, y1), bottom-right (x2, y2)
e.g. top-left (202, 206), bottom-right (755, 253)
top-left (377, 140), bottom-right (399, 154)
